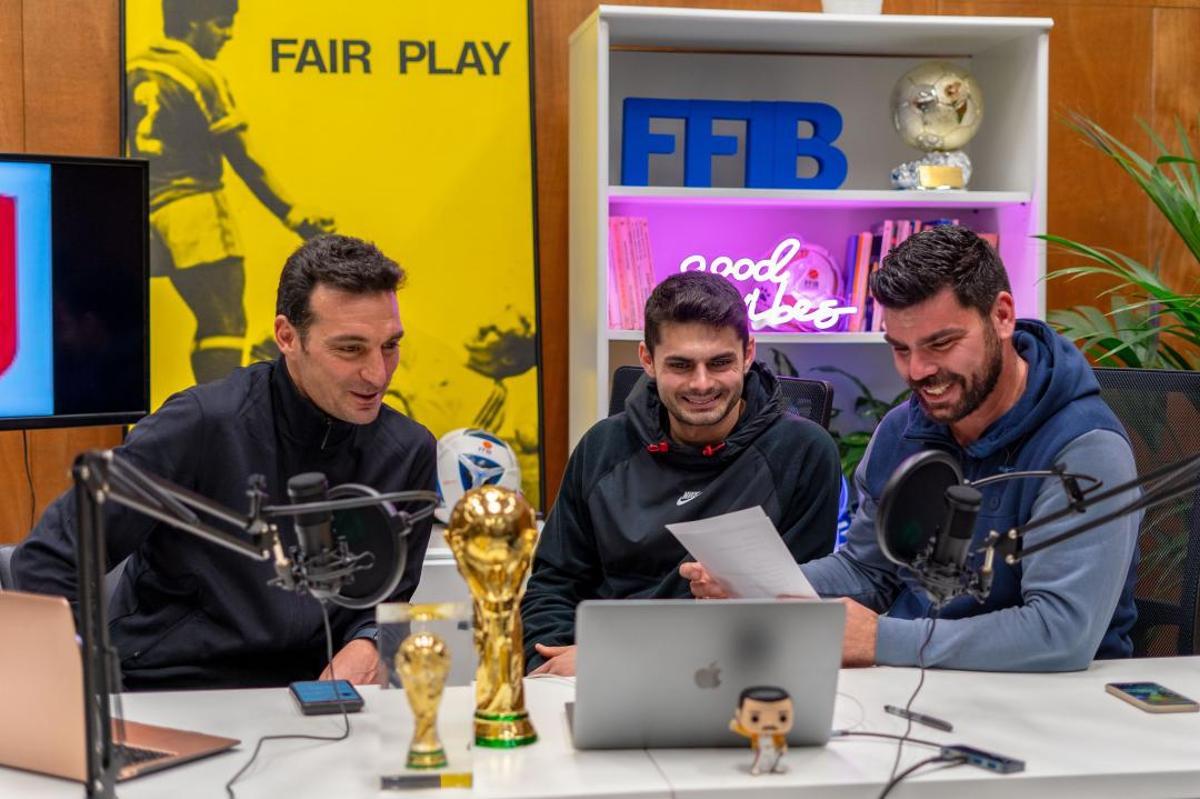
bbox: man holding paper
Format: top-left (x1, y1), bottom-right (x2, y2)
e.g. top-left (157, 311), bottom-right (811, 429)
top-left (521, 272), bottom-right (841, 676)
top-left (683, 226), bottom-right (1140, 672)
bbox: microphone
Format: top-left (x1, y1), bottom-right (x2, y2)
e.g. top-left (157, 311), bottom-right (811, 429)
top-left (875, 447), bottom-right (1200, 607)
top-left (932, 484), bottom-right (983, 567)
top-left (280, 474), bottom-right (421, 609)
top-left (876, 450), bottom-right (978, 605)
top-left (287, 472), bottom-right (333, 558)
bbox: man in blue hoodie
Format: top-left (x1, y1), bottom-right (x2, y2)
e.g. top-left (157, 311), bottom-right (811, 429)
top-left (684, 226), bottom-right (1140, 671)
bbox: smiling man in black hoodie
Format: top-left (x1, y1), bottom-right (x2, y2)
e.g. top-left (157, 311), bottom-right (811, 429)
top-left (521, 271), bottom-right (841, 676)
top-left (14, 235), bottom-right (435, 689)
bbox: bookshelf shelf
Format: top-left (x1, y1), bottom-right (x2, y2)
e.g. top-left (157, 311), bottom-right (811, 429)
top-left (608, 186), bottom-right (1032, 208)
top-left (569, 6), bottom-right (1052, 445)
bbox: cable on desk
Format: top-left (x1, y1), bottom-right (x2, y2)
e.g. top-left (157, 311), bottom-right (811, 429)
top-left (225, 600), bottom-right (351, 799)
top-left (888, 611), bottom-right (938, 783)
top-left (877, 753), bottom-right (966, 799)
top-left (830, 730), bottom-right (943, 751)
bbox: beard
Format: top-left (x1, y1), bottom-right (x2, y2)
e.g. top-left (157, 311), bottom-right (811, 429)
top-left (911, 322), bottom-right (1003, 424)
top-left (660, 382), bottom-right (744, 433)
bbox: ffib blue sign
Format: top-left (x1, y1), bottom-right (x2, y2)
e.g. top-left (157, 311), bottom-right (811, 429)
top-left (621, 98), bottom-right (848, 190)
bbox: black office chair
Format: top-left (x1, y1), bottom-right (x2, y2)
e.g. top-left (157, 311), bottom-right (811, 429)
top-left (1094, 367), bottom-right (1200, 657)
top-left (607, 364), bottom-right (834, 429)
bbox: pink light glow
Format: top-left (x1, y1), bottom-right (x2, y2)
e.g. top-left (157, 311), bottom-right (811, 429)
top-left (608, 194), bottom-right (1037, 333)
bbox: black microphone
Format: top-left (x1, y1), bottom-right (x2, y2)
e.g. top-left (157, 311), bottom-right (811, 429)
top-left (281, 474), bottom-right (416, 608)
top-left (287, 472), bottom-right (333, 558)
top-left (932, 484), bottom-right (982, 568)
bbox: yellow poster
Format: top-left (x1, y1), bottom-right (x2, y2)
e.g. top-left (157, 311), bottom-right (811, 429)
top-left (123, 0), bottom-right (542, 506)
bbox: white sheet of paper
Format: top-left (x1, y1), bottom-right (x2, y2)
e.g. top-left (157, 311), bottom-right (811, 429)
top-left (666, 506), bottom-right (818, 599)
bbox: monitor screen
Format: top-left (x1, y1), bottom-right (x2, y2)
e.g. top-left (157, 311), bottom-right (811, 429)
top-left (0, 154), bottom-right (149, 430)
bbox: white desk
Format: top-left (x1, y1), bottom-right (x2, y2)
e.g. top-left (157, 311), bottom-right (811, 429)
top-left (5, 658), bottom-right (1200, 798)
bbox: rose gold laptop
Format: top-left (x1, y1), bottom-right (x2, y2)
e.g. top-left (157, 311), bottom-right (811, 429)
top-left (0, 590), bottom-right (239, 782)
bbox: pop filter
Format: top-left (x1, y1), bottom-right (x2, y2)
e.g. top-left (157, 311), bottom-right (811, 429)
top-left (876, 450), bottom-right (964, 567)
top-left (324, 483), bottom-right (408, 609)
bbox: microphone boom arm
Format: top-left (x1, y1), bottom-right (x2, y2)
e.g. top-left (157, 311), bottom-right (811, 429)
top-left (70, 449), bottom-right (438, 798)
top-left (982, 451), bottom-right (1200, 564)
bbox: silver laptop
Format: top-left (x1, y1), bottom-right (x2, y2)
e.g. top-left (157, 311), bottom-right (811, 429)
top-left (570, 599), bottom-right (845, 749)
top-left (0, 590), bottom-right (239, 782)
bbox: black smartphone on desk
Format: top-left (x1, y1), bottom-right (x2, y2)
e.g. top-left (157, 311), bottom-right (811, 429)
top-left (289, 679), bottom-right (364, 715)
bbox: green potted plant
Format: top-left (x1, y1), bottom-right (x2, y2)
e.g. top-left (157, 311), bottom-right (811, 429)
top-left (1041, 113), bottom-right (1200, 369)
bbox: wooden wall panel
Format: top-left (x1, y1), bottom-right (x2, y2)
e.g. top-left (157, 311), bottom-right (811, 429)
top-left (21, 0), bottom-right (120, 155)
top-left (0, 0), bottom-right (24, 151)
top-left (1149, 6), bottom-right (1200, 300)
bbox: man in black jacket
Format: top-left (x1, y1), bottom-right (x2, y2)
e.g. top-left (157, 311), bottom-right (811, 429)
top-left (14, 234), bottom-right (436, 690)
top-left (521, 272), bottom-right (841, 676)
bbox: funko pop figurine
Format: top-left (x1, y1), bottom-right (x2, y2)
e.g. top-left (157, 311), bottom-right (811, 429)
top-left (730, 685), bottom-right (794, 775)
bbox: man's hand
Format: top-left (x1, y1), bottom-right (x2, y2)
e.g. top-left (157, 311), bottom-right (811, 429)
top-left (679, 561), bottom-right (735, 599)
top-left (284, 205), bottom-right (336, 239)
top-left (838, 597), bottom-right (878, 668)
top-left (529, 644), bottom-right (577, 676)
top-left (319, 638), bottom-right (383, 685)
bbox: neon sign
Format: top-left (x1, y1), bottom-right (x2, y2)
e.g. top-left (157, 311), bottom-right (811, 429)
top-left (678, 237), bottom-right (858, 331)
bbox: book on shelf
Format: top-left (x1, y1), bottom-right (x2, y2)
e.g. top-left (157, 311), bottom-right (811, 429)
top-left (608, 215), bottom-right (657, 330)
top-left (843, 218), bottom-right (999, 333)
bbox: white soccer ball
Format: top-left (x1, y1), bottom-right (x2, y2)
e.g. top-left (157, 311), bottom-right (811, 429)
top-left (435, 428), bottom-right (522, 523)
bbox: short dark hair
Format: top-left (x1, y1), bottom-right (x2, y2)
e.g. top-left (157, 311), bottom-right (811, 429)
top-left (738, 685), bottom-right (790, 707)
top-left (162, 0), bottom-right (238, 38)
top-left (643, 272), bottom-right (749, 354)
top-left (276, 234), bottom-right (405, 338)
top-left (869, 225), bottom-right (1011, 317)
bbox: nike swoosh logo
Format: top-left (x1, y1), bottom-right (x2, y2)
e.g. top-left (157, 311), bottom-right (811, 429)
top-left (677, 491), bottom-right (702, 506)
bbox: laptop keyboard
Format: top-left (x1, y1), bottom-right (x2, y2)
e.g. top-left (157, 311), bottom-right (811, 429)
top-left (114, 743), bottom-right (173, 766)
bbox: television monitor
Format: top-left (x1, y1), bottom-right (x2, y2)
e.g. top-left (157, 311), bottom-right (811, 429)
top-left (0, 153), bottom-right (149, 430)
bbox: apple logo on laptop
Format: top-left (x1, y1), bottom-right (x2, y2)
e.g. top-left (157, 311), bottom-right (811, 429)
top-left (694, 661), bottom-right (722, 690)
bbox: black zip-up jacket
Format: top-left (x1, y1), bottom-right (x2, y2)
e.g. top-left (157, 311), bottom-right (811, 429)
top-left (521, 362), bottom-right (841, 671)
top-left (14, 359), bottom-right (435, 690)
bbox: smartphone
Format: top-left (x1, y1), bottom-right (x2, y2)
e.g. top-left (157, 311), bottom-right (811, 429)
top-left (1105, 682), bottom-right (1200, 713)
top-left (289, 679), bottom-right (365, 715)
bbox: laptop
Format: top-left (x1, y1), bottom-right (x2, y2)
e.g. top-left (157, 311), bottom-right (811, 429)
top-left (0, 590), bottom-right (239, 782)
top-left (570, 598), bottom-right (845, 749)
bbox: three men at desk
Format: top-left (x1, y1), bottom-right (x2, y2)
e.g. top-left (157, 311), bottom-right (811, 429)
top-left (14, 225), bottom-right (1140, 688)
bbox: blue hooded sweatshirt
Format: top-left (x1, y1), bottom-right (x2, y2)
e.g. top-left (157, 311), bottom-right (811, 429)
top-left (802, 320), bottom-right (1140, 671)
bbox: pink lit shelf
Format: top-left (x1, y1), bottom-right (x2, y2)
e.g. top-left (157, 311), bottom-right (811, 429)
top-left (606, 186), bottom-right (1041, 324)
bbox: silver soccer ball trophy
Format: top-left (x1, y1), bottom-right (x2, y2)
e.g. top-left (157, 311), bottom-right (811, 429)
top-left (890, 61), bottom-right (984, 190)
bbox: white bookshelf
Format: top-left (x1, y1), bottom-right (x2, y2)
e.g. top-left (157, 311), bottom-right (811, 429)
top-left (568, 5), bottom-right (1053, 445)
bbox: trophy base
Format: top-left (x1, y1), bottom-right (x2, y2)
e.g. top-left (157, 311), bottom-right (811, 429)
top-left (406, 746), bottom-right (449, 770)
top-left (890, 150), bottom-right (972, 190)
top-left (474, 710), bottom-right (538, 748)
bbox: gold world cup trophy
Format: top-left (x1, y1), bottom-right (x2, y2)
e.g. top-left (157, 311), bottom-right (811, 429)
top-left (444, 485), bottom-right (538, 747)
top-left (395, 629), bottom-right (451, 769)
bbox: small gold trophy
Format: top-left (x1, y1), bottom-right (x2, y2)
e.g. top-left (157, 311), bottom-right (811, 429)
top-left (444, 485), bottom-right (538, 748)
top-left (395, 631), bottom-right (451, 769)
